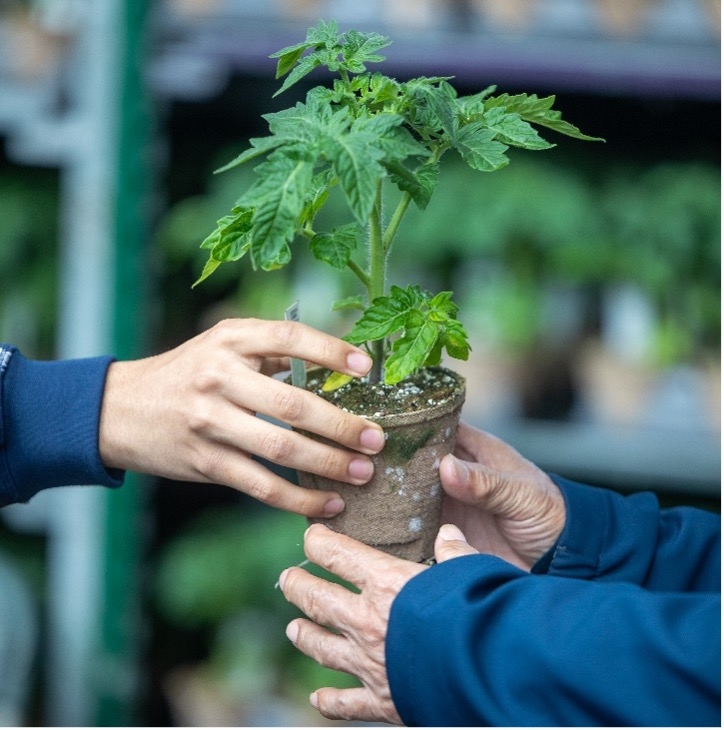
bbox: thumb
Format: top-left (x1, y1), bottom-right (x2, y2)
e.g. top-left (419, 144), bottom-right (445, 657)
top-left (434, 523), bottom-right (478, 563)
top-left (440, 453), bottom-right (509, 513)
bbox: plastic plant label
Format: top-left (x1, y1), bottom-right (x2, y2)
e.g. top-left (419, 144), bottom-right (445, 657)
top-left (284, 300), bottom-right (307, 389)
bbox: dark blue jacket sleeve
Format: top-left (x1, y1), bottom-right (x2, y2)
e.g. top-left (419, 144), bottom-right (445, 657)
top-left (0, 345), bottom-right (124, 507)
top-left (386, 478), bottom-right (721, 726)
top-left (547, 475), bottom-right (720, 593)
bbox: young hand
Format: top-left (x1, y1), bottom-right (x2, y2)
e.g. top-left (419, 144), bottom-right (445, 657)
top-left (98, 318), bottom-right (385, 517)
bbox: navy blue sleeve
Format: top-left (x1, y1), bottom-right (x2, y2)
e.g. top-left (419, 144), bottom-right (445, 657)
top-left (386, 477), bottom-right (721, 726)
top-left (0, 345), bottom-right (124, 506)
top-left (547, 476), bottom-right (721, 593)
top-left (387, 555), bottom-right (720, 726)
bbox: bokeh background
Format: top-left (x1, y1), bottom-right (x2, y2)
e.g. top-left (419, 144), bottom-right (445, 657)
top-left (0, 0), bottom-right (719, 725)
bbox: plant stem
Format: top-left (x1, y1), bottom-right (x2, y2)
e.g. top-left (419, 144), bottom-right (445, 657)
top-left (368, 181), bottom-right (385, 383)
top-left (347, 258), bottom-right (370, 288)
top-left (383, 191), bottom-right (413, 254)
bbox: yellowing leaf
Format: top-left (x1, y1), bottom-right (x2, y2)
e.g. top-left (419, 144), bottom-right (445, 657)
top-left (322, 371), bottom-right (354, 392)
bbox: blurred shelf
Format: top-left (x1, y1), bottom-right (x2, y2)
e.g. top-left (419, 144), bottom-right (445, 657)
top-left (149, 0), bottom-right (720, 100)
top-left (1, 1), bottom-right (719, 161)
top-left (475, 416), bottom-right (721, 498)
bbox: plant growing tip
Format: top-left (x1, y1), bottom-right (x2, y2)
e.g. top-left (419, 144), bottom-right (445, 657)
top-left (195, 19), bottom-right (604, 386)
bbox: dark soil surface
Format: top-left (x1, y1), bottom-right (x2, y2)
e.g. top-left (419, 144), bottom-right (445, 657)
top-left (305, 366), bottom-right (464, 418)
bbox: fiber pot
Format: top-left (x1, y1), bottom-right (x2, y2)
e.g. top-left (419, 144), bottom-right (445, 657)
top-left (296, 367), bottom-right (466, 563)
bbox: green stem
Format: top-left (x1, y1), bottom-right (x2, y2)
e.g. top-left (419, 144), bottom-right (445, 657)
top-left (383, 191), bottom-right (413, 254)
top-left (347, 258), bottom-right (370, 288)
top-left (368, 181), bottom-right (385, 382)
top-left (382, 153), bottom-right (444, 253)
top-left (369, 183), bottom-right (385, 300)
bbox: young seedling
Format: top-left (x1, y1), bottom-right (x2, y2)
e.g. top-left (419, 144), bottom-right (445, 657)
top-left (196, 20), bottom-right (603, 386)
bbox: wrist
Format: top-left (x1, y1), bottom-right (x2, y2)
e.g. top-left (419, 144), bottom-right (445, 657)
top-left (98, 360), bottom-right (142, 471)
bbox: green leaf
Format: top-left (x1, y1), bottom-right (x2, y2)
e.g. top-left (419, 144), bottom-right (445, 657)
top-left (270, 20), bottom-right (341, 94)
top-left (245, 153), bottom-right (313, 270)
top-left (273, 54), bottom-right (320, 97)
top-left (341, 29), bottom-right (391, 73)
top-left (199, 207), bottom-right (253, 257)
top-left (299, 182), bottom-right (330, 229)
top-left (384, 314), bottom-right (439, 385)
top-left (442, 319), bottom-right (471, 360)
top-left (193, 207), bottom-right (253, 286)
top-left (310, 223), bottom-right (359, 270)
top-left (485, 93), bottom-right (605, 142)
top-left (332, 295), bottom-right (366, 312)
top-left (429, 290), bottom-right (459, 319)
top-left (273, 46), bottom-right (308, 79)
top-left (345, 285), bottom-right (470, 381)
top-left (331, 132), bottom-right (385, 225)
top-left (270, 20), bottom-right (339, 62)
top-left (405, 79), bottom-right (458, 136)
top-left (264, 97), bottom-right (349, 144)
top-left (385, 161), bottom-right (439, 210)
top-left (482, 107), bottom-right (555, 150)
top-left (376, 124), bottom-right (430, 161)
top-left (362, 72), bottom-right (401, 110)
top-left (345, 285), bottom-right (423, 344)
top-left (453, 122), bottom-right (510, 172)
top-left (214, 136), bottom-right (285, 174)
top-left (423, 340), bottom-right (444, 368)
top-left (192, 258), bottom-right (221, 288)
top-left (456, 86), bottom-right (498, 120)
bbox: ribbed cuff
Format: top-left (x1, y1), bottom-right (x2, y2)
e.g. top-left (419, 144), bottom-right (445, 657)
top-left (0, 348), bottom-right (124, 505)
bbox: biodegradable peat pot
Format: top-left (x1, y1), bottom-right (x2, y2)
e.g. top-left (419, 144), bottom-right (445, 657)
top-left (297, 367), bottom-right (466, 563)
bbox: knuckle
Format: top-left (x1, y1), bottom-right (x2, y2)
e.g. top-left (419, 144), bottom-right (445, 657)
top-left (192, 363), bottom-right (225, 395)
top-left (272, 387), bottom-right (306, 423)
top-left (205, 318), bottom-right (236, 347)
top-left (303, 580), bottom-right (333, 620)
top-left (315, 692), bottom-right (337, 720)
top-left (293, 490), bottom-right (325, 518)
top-left (258, 430), bottom-right (295, 463)
top-left (317, 449), bottom-right (343, 479)
top-left (268, 319), bottom-right (299, 350)
top-left (320, 691), bottom-right (354, 722)
top-left (330, 413), bottom-right (354, 445)
top-left (319, 337), bottom-right (339, 365)
top-left (193, 446), bottom-right (228, 483)
top-left (307, 532), bottom-right (346, 570)
top-left (186, 399), bottom-right (215, 435)
top-left (244, 474), bottom-right (276, 504)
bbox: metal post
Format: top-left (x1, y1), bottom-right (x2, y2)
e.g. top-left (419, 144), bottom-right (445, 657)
top-left (95, 0), bottom-right (153, 724)
top-left (43, 0), bottom-right (122, 724)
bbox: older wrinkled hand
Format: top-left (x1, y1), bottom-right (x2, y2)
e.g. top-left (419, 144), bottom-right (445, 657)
top-left (440, 421), bottom-right (565, 570)
top-left (279, 522), bottom-right (478, 724)
top-left (99, 318), bottom-right (385, 516)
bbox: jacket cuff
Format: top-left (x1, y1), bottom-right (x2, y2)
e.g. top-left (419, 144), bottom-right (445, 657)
top-left (0, 348), bottom-right (124, 505)
top-left (546, 474), bottom-right (659, 582)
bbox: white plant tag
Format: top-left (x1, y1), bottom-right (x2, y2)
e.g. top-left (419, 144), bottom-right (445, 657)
top-left (284, 300), bottom-right (307, 389)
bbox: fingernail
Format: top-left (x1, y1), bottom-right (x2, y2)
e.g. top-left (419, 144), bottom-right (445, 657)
top-left (309, 692), bottom-right (319, 710)
top-left (360, 427), bottom-right (385, 452)
top-left (323, 497), bottom-right (345, 516)
top-left (438, 523), bottom-right (467, 542)
top-left (348, 458), bottom-right (374, 482)
top-left (278, 568), bottom-right (289, 590)
top-left (347, 351), bottom-right (372, 375)
top-left (451, 455), bottom-right (470, 482)
top-left (286, 621), bottom-right (299, 645)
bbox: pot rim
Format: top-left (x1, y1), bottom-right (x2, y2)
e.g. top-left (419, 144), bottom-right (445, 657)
top-left (301, 365), bottom-right (466, 426)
